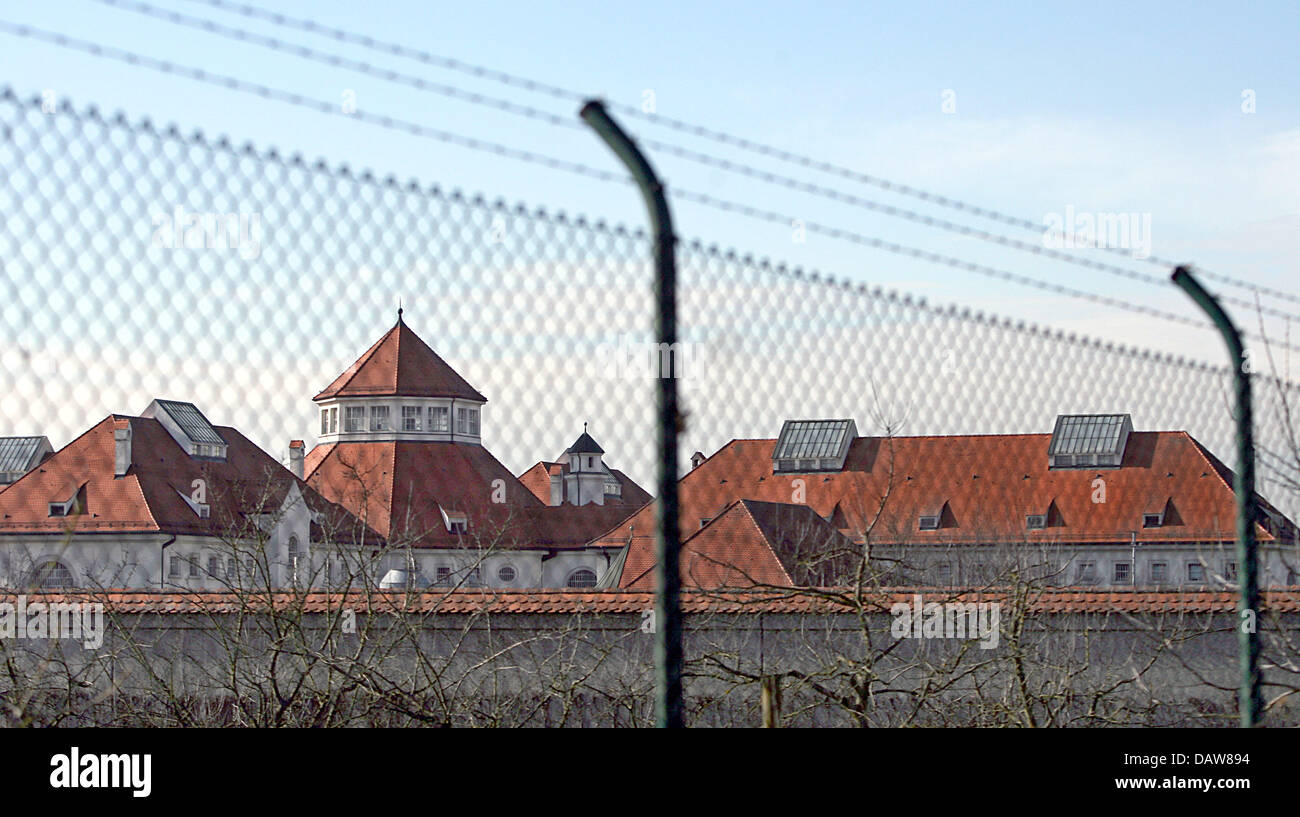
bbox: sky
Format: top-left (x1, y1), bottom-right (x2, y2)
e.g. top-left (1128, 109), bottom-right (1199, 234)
top-left (0, 0), bottom-right (1298, 486)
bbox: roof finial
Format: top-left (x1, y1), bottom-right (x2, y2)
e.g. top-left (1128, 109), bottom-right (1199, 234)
top-left (584, 421), bottom-right (588, 433)
top-left (397, 300), bottom-right (404, 324)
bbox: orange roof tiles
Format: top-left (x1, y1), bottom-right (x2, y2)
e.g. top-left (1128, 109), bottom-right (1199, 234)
top-left (313, 318), bottom-right (486, 402)
top-left (0, 415), bottom-right (376, 543)
top-left (599, 430), bottom-right (1297, 589)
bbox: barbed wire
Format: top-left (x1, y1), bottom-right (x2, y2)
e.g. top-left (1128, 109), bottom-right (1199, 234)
top-left (7, 19), bottom-right (1298, 353)
top-left (8, 84), bottom-right (1300, 381)
top-left (86, 0), bottom-right (1300, 327)
top-left (171, 0), bottom-right (1300, 307)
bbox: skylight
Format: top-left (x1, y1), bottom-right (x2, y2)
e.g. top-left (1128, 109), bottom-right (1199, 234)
top-left (0, 436), bottom-right (50, 483)
top-left (143, 399), bottom-right (229, 460)
top-left (1047, 414), bottom-right (1132, 469)
top-left (773, 419), bottom-right (857, 472)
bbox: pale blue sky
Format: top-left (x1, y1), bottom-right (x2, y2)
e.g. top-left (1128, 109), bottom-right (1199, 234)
top-left (3, 0), bottom-right (1297, 349)
top-left (1, 0), bottom-right (1298, 483)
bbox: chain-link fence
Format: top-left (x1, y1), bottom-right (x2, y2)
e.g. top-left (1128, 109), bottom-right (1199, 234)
top-left (3, 87), bottom-right (1300, 726)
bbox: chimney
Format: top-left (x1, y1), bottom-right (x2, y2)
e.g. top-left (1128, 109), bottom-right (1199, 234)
top-left (548, 464), bottom-right (564, 507)
top-left (288, 440), bottom-right (305, 479)
top-left (113, 419), bottom-right (132, 477)
top-left (690, 451), bottom-right (706, 470)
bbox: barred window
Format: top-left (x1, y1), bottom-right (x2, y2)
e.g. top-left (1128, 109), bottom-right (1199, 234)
top-left (33, 560), bottom-right (73, 589)
top-left (566, 568), bottom-right (597, 588)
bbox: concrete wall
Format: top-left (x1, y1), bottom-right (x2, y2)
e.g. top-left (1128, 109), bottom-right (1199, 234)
top-left (3, 601), bottom-right (1296, 727)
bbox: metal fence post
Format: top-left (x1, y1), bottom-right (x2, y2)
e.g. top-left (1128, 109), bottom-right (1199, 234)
top-left (580, 100), bottom-right (683, 728)
top-left (1171, 265), bottom-right (1262, 727)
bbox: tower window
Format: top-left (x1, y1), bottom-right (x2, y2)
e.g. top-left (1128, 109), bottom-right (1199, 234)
top-left (402, 406), bottom-right (422, 431)
top-left (345, 407), bottom-right (365, 432)
top-left (456, 407), bottom-right (480, 436)
top-left (370, 405), bottom-right (390, 431)
top-left (429, 406), bottom-right (450, 432)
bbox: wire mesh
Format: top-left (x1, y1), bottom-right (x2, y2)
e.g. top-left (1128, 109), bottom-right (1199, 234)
top-left (3, 88), bottom-right (1300, 726)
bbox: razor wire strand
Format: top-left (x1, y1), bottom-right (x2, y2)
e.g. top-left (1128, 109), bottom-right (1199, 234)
top-left (4, 18), bottom-right (1299, 376)
top-left (168, 0), bottom-right (1300, 307)
top-left (93, 0), bottom-right (1300, 326)
top-left (4, 21), bottom-right (1289, 355)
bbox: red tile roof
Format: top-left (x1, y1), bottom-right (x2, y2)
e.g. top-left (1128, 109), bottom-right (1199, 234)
top-left (0, 416), bottom-right (375, 543)
top-left (304, 441), bottom-right (635, 550)
top-left (622, 499), bottom-right (793, 589)
top-left (597, 430), bottom-right (1296, 588)
top-left (313, 318), bottom-right (486, 402)
top-left (6, 589), bottom-right (1297, 615)
top-left (304, 439), bottom-right (539, 546)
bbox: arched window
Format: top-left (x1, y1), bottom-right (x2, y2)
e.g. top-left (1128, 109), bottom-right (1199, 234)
top-left (287, 536), bottom-right (302, 585)
top-left (32, 560), bottom-right (73, 589)
top-left (566, 568), bottom-right (597, 588)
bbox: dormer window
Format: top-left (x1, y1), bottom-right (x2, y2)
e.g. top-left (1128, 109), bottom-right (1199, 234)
top-left (772, 419), bottom-right (857, 473)
top-left (1026, 514), bottom-right (1047, 530)
top-left (1143, 512), bottom-right (1164, 528)
top-left (440, 507), bottom-right (469, 534)
top-left (48, 487), bottom-right (82, 517)
top-left (918, 515), bottom-right (940, 531)
top-left (177, 488), bottom-right (210, 519)
top-left (1047, 414), bottom-right (1132, 469)
top-left (144, 400), bottom-right (228, 461)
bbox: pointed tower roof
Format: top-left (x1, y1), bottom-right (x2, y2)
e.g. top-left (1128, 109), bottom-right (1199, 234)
top-left (314, 317), bottom-right (487, 402)
top-left (566, 424), bottom-right (604, 455)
